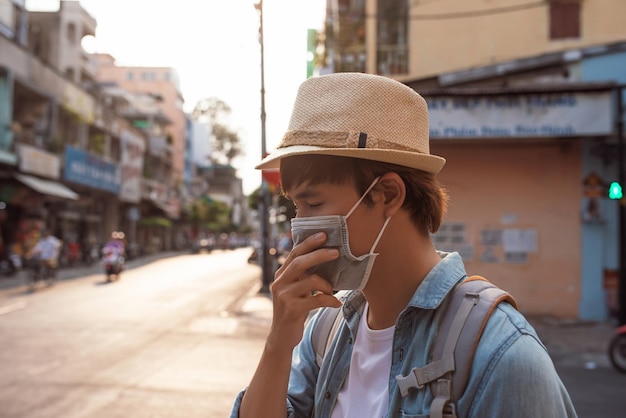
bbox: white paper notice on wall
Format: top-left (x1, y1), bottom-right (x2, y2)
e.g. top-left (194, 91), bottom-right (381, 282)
top-left (502, 229), bottom-right (538, 253)
top-left (500, 213), bottom-right (518, 225)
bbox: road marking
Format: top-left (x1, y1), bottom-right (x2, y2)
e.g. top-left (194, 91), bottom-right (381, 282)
top-left (0, 300), bottom-right (27, 315)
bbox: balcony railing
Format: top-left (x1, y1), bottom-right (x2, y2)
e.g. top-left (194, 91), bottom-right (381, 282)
top-left (0, 35), bottom-right (95, 122)
top-left (377, 44), bottom-right (409, 75)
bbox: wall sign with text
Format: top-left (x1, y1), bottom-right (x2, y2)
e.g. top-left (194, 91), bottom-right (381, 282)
top-left (426, 91), bottom-right (613, 139)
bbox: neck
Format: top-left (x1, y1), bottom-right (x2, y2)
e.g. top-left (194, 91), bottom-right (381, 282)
top-left (361, 219), bottom-right (442, 330)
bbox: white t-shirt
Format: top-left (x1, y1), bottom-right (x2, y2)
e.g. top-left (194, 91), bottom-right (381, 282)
top-left (331, 303), bottom-right (396, 418)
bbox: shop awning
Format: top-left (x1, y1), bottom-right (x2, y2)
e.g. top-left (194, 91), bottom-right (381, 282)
top-left (14, 173), bottom-right (79, 200)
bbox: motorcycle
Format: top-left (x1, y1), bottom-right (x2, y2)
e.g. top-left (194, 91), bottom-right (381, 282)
top-left (102, 247), bottom-right (124, 282)
top-left (608, 324), bottom-right (626, 373)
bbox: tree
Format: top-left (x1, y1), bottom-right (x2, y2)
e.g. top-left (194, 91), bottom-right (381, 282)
top-left (192, 97), bottom-right (243, 165)
top-left (189, 197), bottom-right (232, 236)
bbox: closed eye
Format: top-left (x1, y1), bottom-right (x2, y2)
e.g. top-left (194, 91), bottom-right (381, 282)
top-left (292, 201), bottom-right (323, 215)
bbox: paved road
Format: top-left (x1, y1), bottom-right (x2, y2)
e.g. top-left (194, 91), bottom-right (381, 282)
top-left (0, 248), bottom-right (268, 418)
top-left (1, 249), bottom-right (624, 417)
top-left (529, 316), bottom-right (626, 417)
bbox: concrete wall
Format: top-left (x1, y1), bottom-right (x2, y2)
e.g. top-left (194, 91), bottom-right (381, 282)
top-left (432, 140), bottom-right (582, 318)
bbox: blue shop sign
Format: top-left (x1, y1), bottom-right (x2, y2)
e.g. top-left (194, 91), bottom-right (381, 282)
top-left (64, 146), bottom-right (121, 194)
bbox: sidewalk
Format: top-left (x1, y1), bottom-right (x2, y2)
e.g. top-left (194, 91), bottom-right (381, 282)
top-left (527, 314), bottom-right (616, 368)
top-left (235, 282), bottom-right (274, 324)
top-left (236, 290), bottom-right (616, 367)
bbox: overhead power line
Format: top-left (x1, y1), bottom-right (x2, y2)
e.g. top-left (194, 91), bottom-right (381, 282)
top-left (409, 1), bottom-right (546, 20)
top-left (328, 1), bottom-right (547, 21)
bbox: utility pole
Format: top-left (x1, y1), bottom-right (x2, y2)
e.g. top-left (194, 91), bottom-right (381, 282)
top-left (255, 0), bottom-right (274, 293)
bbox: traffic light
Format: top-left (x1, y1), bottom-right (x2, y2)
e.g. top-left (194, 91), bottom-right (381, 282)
top-left (609, 181), bottom-right (623, 200)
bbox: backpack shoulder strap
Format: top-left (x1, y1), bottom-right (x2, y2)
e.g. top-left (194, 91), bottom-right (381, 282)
top-left (310, 290), bottom-right (350, 368)
top-left (395, 276), bottom-right (518, 418)
top-left (434, 276), bottom-right (518, 397)
top-left (311, 305), bottom-right (343, 367)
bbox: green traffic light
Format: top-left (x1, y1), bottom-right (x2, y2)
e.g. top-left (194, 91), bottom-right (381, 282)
top-left (609, 181), bottom-right (623, 200)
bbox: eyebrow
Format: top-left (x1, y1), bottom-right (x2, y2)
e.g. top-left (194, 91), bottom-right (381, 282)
top-left (289, 187), bottom-right (321, 202)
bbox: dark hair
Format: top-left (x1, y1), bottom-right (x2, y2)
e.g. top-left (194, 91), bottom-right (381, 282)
top-left (280, 155), bottom-right (448, 235)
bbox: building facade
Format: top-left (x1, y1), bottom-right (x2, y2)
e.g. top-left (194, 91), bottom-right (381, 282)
top-left (323, 0), bottom-right (626, 80)
top-left (0, 0), bottom-right (193, 263)
top-left (95, 55), bottom-right (186, 185)
top-left (319, 0), bottom-right (626, 320)
top-left (1, 0), bottom-right (124, 259)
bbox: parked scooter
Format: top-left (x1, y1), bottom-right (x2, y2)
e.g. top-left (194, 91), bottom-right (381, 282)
top-left (0, 247), bottom-right (21, 277)
top-left (608, 324), bottom-right (626, 373)
top-left (81, 242), bottom-right (100, 266)
top-left (61, 241), bottom-right (82, 267)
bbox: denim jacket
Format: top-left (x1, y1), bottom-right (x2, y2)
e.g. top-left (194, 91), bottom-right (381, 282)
top-left (231, 252), bottom-right (577, 418)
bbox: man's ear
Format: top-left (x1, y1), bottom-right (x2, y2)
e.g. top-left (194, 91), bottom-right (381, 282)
top-left (374, 172), bottom-right (405, 217)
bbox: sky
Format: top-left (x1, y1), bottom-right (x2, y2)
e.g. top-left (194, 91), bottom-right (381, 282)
top-left (25, 0), bottom-right (326, 195)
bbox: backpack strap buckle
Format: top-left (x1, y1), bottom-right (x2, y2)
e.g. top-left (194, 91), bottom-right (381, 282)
top-left (396, 354), bottom-right (455, 397)
top-left (396, 368), bottom-right (425, 397)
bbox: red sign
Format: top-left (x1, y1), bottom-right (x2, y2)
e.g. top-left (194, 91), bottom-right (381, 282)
top-left (262, 169), bottom-right (281, 187)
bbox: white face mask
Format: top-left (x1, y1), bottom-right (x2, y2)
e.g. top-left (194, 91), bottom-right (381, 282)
top-left (290, 177), bottom-right (391, 291)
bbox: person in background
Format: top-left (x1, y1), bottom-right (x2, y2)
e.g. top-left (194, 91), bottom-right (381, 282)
top-left (31, 229), bottom-right (62, 278)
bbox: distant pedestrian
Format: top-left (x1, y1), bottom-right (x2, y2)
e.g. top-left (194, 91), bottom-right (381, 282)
top-left (32, 229), bottom-right (61, 278)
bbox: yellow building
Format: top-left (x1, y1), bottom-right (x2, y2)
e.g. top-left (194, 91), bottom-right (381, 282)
top-left (326, 0), bottom-right (626, 81)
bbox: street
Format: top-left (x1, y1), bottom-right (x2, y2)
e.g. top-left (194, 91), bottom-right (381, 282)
top-left (0, 248), bottom-right (269, 418)
top-left (0, 249), bottom-right (624, 418)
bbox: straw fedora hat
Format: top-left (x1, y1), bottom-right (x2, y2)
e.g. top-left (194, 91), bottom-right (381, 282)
top-left (256, 72), bottom-right (445, 174)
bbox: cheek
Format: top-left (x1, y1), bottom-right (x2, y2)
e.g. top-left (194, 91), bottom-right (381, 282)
top-left (347, 216), bottom-right (379, 256)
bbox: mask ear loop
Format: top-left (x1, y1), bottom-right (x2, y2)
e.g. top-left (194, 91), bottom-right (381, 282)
top-left (343, 175), bottom-right (390, 255)
top-left (369, 216), bottom-right (391, 254)
top-left (345, 176), bottom-right (382, 218)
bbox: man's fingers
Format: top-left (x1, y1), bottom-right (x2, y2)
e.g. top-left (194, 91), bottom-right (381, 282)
top-left (276, 232), bottom-right (338, 283)
top-left (288, 232), bottom-right (327, 257)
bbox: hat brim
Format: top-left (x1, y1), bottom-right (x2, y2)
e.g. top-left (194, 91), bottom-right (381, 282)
top-left (255, 145), bottom-right (446, 174)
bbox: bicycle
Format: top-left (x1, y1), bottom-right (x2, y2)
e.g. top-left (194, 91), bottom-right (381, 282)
top-left (25, 258), bottom-right (57, 291)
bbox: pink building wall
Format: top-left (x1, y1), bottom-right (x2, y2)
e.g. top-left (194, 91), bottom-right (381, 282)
top-left (432, 141), bottom-right (582, 318)
top-left (97, 60), bottom-right (185, 182)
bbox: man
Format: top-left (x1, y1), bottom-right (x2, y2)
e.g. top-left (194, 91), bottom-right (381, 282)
top-left (32, 229), bottom-right (62, 279)
top-left (231, 73), bottom-right (577, 417)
